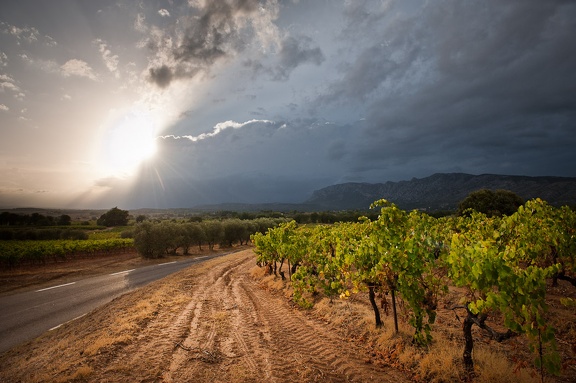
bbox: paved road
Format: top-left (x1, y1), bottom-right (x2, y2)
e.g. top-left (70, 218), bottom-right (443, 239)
top-left (0, 253), bottom-right (227, 354)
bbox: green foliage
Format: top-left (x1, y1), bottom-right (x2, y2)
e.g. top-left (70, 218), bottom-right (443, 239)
top-left (252, 197), bottom-right (574, 376)
top-left (0, 238), bottom-right (134, 268)
top-left (364, 200), bottom-right (447, 343)
top-left (0, 211), bottom-right (73, 226)
top-left (133, 221), bottom-right (176, 258)
top-left (202, 220), bottom-right (223, 251)
top-left (446, 202), bottom-right (566, 375)
top-left (0, 228), bottom-right (89, 241)
top-left (97, 207), bottom-right (130, 227)
top-left (457, 189), bottom-right (524, 217)
top-left (135, 214), bottom-right (147, 223)
top-left (131, 218), bottom-right (279, 258)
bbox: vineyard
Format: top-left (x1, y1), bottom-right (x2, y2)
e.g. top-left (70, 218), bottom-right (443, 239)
top-left (0, 217), bottom-right (287, 268)
top-left (252, 198), bottom-right (576, 381)
top-left (0, 238), bottom-right (134, 268)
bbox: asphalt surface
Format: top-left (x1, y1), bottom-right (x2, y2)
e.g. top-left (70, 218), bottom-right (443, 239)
top-left (0, 253), bottom-right (227, 354)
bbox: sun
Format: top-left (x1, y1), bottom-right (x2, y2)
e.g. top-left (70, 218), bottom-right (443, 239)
top-left (100, 113), bottom-right (158, 176)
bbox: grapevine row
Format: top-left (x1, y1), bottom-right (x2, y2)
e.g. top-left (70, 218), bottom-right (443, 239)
top-left (0, 238), bottom-right (134, 268)
top-left (251, 198), bottom-right (576, 377)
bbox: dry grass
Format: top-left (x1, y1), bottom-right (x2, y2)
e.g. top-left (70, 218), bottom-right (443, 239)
top-left (68, 365), bottom-right (94, 382)
top-left (474, 347), bottom-right (539, 383)
top-left (82, 286), bottom-right (176, 356)
top-left (0, 266), bottom-right (196, 382)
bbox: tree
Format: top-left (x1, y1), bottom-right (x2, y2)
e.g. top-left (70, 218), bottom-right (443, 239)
top-left (222, 219), bottom-right (246, 247)
top-left (97, 207), bottom-right (129, 227)
top-left (202, 220), bottom-right (223, 250)
top-left (457, 189), bottom-right (524, 217)
top-left (182, 222), bottom-right (205, 252)
top-left (133, 221), bottom-right (166, 258)
top-left (57, 214), bottom-right (72, 226)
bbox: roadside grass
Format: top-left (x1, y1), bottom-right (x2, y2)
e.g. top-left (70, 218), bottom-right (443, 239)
top-left (1, 277), bottom-right (189, 382)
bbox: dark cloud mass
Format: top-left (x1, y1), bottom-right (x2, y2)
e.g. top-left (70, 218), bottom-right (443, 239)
top-left (0, 0), bottom-right (574, 209)
top-left (274, 36), bottom-right (325, 80)
top-left (326, 0), bottom-right (576, 180)
top-left (148, 64), bottom-right (173, 88)
top-left (146, 0), bottom-right (268, 87)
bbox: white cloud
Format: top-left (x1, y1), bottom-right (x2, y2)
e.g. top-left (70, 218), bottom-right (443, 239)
top-left (61, 59), bottom-right (98, 81)
top-left (19, 54), bottom-right (61, 75)
top-left (0, 104), bottom-right (9, 111)
top-left (161, 119), bottom-right (275, 142)
top-left (0, 51), bottom-right (7, 67)
top-left (6, 24), bottom-right (39, 44)
top-left (0, 22), bottom-right (57, 46)
top-left (94, 39), bottom-right (120, 77)
top-left (158, 9), bottom-right (170, 17)
top-left (0, 74), bottom-right (25, 100)
top-left (20, 54), bottom-right (98, 81)
top-left (0, 74), bottom-right (16, 83)
top-left (44, 35), bottom-right (57, 47)
top-left (134, 13), bottom-right (148, 33)
top-left (0, 74), bottom-right (20, 92)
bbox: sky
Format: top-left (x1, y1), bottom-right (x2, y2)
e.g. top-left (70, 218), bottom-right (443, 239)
top-left (0, 0), bottom-right (575, 209)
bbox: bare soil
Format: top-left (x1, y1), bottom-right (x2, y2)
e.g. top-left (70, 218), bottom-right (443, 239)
top-left (0, 249), bottom-right (410, 383)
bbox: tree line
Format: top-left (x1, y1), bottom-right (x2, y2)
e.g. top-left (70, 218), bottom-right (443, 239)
top-left (0, 212), bottom-right (72, 226)
top-left (133, 217), bottom-right (287, 259)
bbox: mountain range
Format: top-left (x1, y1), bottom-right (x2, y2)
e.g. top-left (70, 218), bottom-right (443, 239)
top-left (3, 173), bottom-right (575, 216)
top-left (304, 173), bottom-right (576, 212)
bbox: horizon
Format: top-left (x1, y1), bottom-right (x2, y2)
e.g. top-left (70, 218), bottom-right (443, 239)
top-left (1, 1), bottom-right (575, 210)
top-left (2, 171), bottom-right (575, 211)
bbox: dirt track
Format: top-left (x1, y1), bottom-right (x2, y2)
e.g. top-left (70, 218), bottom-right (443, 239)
top-left (0, 250), bottom-right (409, 382)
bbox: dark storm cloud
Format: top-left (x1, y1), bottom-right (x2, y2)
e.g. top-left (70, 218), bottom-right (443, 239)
top-left (146, 0), bottom-right (266, 87)
top-left (145, 0), bottom-right (325, 87)
top-left (173, 0), bottom-right (258, 62)
top-left (242, 34), bottom-right (325, 81)
top-left (315, 0), bottom-right (576, 178)
top-left (148, 64), bottom-right (173, 88)
top-left (273, 36), bottom-right (325, 80)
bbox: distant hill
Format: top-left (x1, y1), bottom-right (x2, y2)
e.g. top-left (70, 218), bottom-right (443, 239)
top-left (4, 173), bottom-right (575, 215)
top-left (304, 173), bottom-right (576, 212)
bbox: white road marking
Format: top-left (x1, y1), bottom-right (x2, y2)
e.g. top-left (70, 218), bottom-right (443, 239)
top-left (109, 269), bottom-right (135, 276)
top-left (36, 282), bottom-right (76, 292)
top-left (49, 313), bottom-right (87, 331)
top-left (157, 261), bottom-right (177, 266)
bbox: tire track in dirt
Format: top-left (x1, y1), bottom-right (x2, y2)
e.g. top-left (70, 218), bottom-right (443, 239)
top-left (164, 256), bottom-right (249, 382)
top-left (226, 256), bottom-right (403, 383)
top-left (88, 255), bottom-right (246, 382)
top-left (242, 282), bottom-right (358, 382)
top-left (97, 275), bottom-right (208, 380)
top-left (227, 261), bottom-right (274, 379)
top-left (88, 251), bottom-right (408, 382)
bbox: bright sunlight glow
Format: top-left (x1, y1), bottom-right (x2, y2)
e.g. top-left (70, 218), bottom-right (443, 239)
top-left (100, 112), bottom-right (158, 177)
